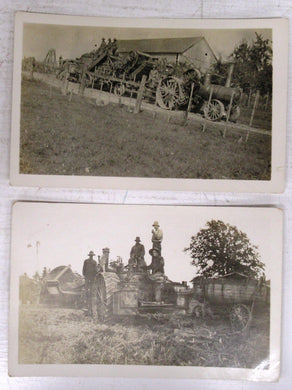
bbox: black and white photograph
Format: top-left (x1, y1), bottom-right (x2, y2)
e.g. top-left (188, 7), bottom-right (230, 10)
top-left (10, 13), bottom-right (288, 192)
top-left (9, 203), bottom-right (282, 380)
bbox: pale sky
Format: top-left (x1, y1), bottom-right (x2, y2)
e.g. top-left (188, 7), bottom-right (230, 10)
top-left (22, 24), bottom-right (272, 62)
top-left (11, 203), bottom-right (281, 283)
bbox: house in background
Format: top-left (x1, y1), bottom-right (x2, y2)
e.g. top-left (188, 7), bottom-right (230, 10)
top-left (117, 37), bottom-right (217, 74)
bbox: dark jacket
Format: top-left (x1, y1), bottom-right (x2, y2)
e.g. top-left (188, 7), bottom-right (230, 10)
top-left (147, 255), bottom-right (165, 274)
top-left (82, 258), bottom-right (99, 280)
top-left (130, 243), bottom-right (145, 260)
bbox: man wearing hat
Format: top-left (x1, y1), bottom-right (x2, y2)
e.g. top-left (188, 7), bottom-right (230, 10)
top-left (146, 248), bottom-right (165, 302)
top-left (82, 251), bottom-right (99, 315)
top-left (100, 247), bottom-right (110, 272)
top-left (147, 248), bottom-right (165, 275)
top-left (151, 221), bottom-right (163, 252)
top-left (129, 237), bottom-right (146, 271)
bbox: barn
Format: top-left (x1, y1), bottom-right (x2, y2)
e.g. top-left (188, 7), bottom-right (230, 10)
top-left (117, 37), bottom-right (217, 74)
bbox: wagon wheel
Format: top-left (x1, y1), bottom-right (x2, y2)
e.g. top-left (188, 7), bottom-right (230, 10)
top-left (229, 304), bottom-right (252, 332)
top-left (113, 83), bottom-right (126, 96)
top-left (182, 68), bottom-right (201, 86)
top-left (156, 77), bottom-right (182, 110)
top-left (203, 99), bottom-right (225, 121)
top-left (91, 272), bottom-right (120, 321)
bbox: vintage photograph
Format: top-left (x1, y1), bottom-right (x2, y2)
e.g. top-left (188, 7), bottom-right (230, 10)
top-left (10, 14), bottom-right (287, 191)
top-left (9, 203), bottom-right (282, 380)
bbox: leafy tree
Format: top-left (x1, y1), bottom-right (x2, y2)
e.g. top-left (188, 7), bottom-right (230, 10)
top-left (231, 33), bottom-right (273, 95)
top-left (210, 55), bottom-right (229, 86)
top-left (184, 220), bottom-right (265, 279)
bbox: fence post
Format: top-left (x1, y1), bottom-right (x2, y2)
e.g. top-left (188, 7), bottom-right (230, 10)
top-left (246, 89), bottom-right (260, 142)
top-left (62, 71), bottom-right (69, 95)
top-left (247, 90), bottom-right (252, 107)
top-left (202, 86), bottom-right (213, 132)
top-left (134, 75), bottom-right (147, 114)
top-left (223, 91), bottom-right (235, 138)
top-left (265, 92), bottom-right (270, 111)
top-left (184, 82), bottom-right (195, 125)
top-left (249, 90), bottom-right (260, 127)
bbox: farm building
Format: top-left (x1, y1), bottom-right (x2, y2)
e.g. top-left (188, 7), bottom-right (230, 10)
top-left (117, 37), bottom-right (217, 73)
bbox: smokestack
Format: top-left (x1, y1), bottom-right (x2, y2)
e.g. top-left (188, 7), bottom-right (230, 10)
top-left (225, 62), bottom-right (235, 88)
top-left (204, 72), bottom-right (211, 87)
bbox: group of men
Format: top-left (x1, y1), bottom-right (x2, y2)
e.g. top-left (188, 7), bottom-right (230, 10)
top-left (82, 221), bottom-right (165, 314)
top-left (128, 221), bottom-right (164, 275)
top-left (94, 37), bottom-right (118, 57)
top-left (82, 220), bottom-right (164, 279)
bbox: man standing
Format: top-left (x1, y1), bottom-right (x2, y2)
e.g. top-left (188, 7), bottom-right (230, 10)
top-left (82, 251), bottom-right (99, 315)
top-left (151, 221), bottom-right (163, 252)
top-left (129, 237), bottom-right (146, 271)
top-left (100, 247), bottom-right (110, 272)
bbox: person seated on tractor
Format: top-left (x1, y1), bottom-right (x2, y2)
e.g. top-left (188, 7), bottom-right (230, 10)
top-left (111, 38), bottom-right (118, 55)
top-left (147, 248), bottom-right (165, 275)
top-left (96, 37), bottom-right (106, 55)
top-left (129, 237), bottom-right (146, 272)
top-left (146, 248), bottom-right (165, 302)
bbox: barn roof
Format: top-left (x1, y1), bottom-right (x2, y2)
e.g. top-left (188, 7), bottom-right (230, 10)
top-left (117, 37), bottom-right (204, 54)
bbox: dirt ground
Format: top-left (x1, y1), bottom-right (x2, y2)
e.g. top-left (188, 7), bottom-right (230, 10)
top-left (19, 303), bottom-right (270, 368)
top-left (20, 79), bottom-right (271, 180)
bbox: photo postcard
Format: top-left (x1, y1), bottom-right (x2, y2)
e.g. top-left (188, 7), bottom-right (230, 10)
top-left (10, 13), bottom-right (288, 192)
top-left (9, 202), bottom-right (282, 380)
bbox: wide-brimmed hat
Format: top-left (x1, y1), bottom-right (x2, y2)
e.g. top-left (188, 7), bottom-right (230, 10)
top-left (152, 221), bottom-right (160, 227)
top-left (149, 248), bottom-right (160, 256)
top-left (135, 237), bottom-right (141, 242)
top-left (88, 251), bottom-right (96, 256)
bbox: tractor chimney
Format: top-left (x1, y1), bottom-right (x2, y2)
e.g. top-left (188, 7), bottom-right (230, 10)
top-left (204, 72), bottom-right (211, 87)
top-left (225, 62), bottom-right (235, 88)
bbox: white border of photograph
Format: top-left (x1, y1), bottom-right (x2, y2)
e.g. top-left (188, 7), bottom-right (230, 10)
top-left (10, 13), bottom-right (288, 192)
top-left (9, 202), bottom-right (283, 380)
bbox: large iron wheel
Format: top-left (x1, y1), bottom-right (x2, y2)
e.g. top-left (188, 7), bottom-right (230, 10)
top-left (156, 77), bottom-right (183, 110)
top-left (203, 99), bottom-right (225, 121)
top-left (91, 272), bottom-right (120, 321)
top-left (229, 304), bottom-right (252, 332)
top-left (113, 83), bottom-right (126, 96)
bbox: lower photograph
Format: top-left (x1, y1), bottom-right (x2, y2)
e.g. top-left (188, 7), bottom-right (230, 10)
top-left (9, 202), bottom-right (282, 381)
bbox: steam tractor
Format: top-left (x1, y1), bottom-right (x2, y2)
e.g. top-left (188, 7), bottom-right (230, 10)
top-left (56, 40), bottom-right (241, 122)
top-left (40, 259), bottom-right (269, 332)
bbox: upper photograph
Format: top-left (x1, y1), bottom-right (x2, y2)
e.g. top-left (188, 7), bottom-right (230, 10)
top-left (10, 13), bottom-right (288, 192)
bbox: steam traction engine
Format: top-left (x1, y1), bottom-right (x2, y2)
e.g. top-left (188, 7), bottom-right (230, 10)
top-left (40, 261), bottom-right (269, 333)
top-left (56, 42), bottom-right (241, 122)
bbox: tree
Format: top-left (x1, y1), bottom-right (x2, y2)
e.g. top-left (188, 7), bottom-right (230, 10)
top-left (184, 220), bottom-right (265, 279)
top-left (231, 33), bottom-right (273, 95)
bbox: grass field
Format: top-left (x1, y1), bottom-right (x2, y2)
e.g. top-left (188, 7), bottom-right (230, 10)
top-left (20, 79), bottom-right (271, 180)
top-left (19, 304), bottom-right (269, 368)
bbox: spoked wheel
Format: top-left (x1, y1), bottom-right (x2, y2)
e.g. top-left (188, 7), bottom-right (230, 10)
top-left (229, 304), bottom-right (252, 332)
top-left (113, 83), bottom-right (126, 96)
top-left (91, 272), bottom-right (120, 321)
top-left (203, 99), bottom-right (225, 121)
top-left (183, 68), bottom-right (201, 84)
top-left (156, 77), bottom-right (183, 110)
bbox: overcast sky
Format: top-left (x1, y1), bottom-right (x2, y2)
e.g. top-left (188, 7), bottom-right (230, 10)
top-left (22, 23), bottom-right (272, 62)
top-left (11, 203), bottom-right (281, 283)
